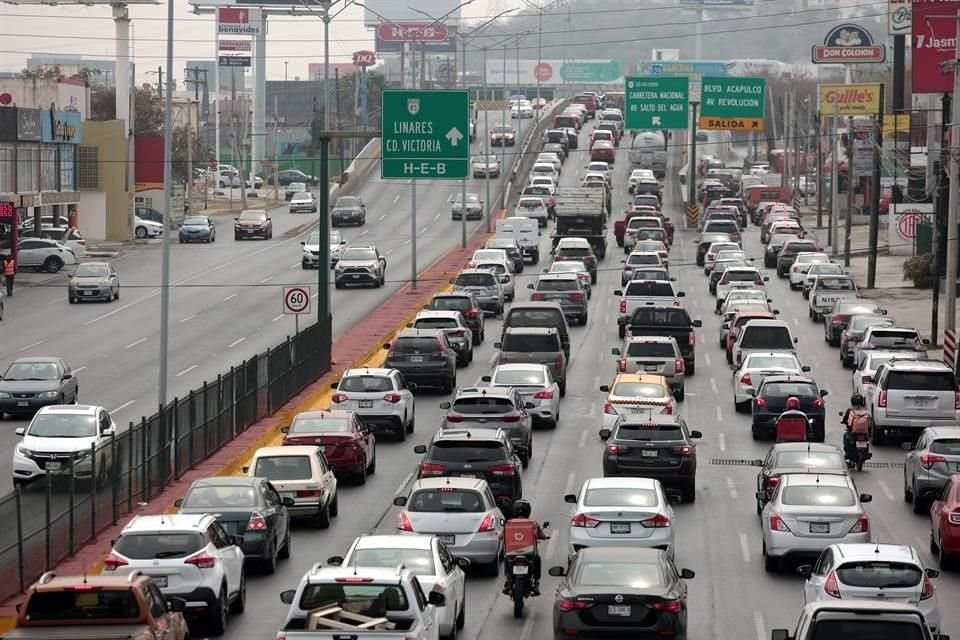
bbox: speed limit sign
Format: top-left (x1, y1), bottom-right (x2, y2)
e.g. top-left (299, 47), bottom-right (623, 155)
top-left (283, 286), bottom-right (311, 315)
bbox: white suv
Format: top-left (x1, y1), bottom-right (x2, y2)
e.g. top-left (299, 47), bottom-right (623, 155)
top-left (12, 404), bottom-right (116, 485)
top-left (104, 513), bottom-right (246, 635)
top-left (330, 368), bottom-right (415, 440)
top-left (869, 360), bottom-right (960, 445)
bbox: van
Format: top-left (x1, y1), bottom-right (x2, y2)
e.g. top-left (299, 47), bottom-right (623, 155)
top-left (496, 217), bottom-right (540, 263)
top-left (870, 360), bottom-right (960, 443)
top-left (731, 319), bottom-right (798, 367)
top-left (501, 302), bottom-right (571, 358)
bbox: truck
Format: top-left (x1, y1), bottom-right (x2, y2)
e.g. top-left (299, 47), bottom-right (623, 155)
top-left (276, 565), bottom-right (445, 640)
top-left (807, 275), bottom-right (859, 321)
top-left (770, 601), bottom-right (948, 640)
top-left (613, 280), bottom-right (685, 335)
top-left (0, 571), bottom-right (189, 640)
top-left (628, 131), bottom-right (668, 178)
top-left (618, 305), bottom-right (702, 374)
top-left (497, 217), bottom-right (541, 264)
top-left (551, 187), bottom-right (608, 259)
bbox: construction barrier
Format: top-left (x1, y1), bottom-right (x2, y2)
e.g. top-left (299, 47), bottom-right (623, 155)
top-left (686, 205), bottom-right (699, 228)
top-left (944, 330), bottom-right (957, 372)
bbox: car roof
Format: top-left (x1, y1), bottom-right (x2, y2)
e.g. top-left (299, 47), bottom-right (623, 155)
top-left (432, 428), bottom-right (506, 443)
top-left (612, 373), bottom-right (667, 385)
top-left (507, 301), bottom-right (564, 311)
top-left (583, 476), bottom-right (660, 491)
top-left (343, 367), bottom-right (394, 377)
top-left (415, 310), bottom-right (462, 321)
top-left (396, 328), bottom-right (445, 338)
top-left (351, 534), bottom-right (436, 551)
top-left (456, 386), bottom-right (515, 398)
top-left (538, 273), bottom-right (578, 281)
top-left (412, 476), bottom-right (488, 491)
top-left (296, 409), bottom-right (354, 420)
top-left (493, 363), bottom-right (548, 373)
top-left (252, 445), bottom-right (321, 457)
top-left (575, 547), bottom-right (665, 563)
top-left (884, 360), bottom-right (952, 372)
top-left (832, 543), bottom-right (919, 564)
top-left (617, 415), bottom-right (681, 428)
top-left (780, 473), bottom-right (851, 487)
top-left (12, 356), bottom-right (61, 363)
top-left (190, 476), bottom-right (259, 488)
top-left (771, 442), bottom-right (844, 455)
top-left (503, 326), bottom-right (559, 337)
top-left (121, 513), bottom-right (215, 533)
top-left (921, 426), bottom-right (960, 438)
top-left (36, 404), bottom-right (101, 416)
top-left (760, 375), bottom-right (815, 385)
top-left (457, 268), bottom-right (496, 276)
top-left (742, 319), bottom-right (790, 328)
top-left (29, 573), bottom-right (156, 592)
top-left (626, 335), bottom-right (676, 344)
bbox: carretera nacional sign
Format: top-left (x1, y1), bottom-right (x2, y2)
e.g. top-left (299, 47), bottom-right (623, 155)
top-left (812, 23), bottom-right (886, 63)
top-left (818, 83), bottom-right (882, 115)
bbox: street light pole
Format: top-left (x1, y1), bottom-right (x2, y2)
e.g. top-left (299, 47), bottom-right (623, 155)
top-left (483, 46), bottom-right (492, 234)
top-left (158, 0), bottom-right (175, 408)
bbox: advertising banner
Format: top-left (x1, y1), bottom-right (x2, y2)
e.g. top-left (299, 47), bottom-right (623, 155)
top-left (852, 132), bottom-right (874, 177)
top-left (818, 83), bottom-right (882, 116)
top-left (635, 60), bottom-right (729, 77)
top-left (485, 59), bottom-right (624, 86)
top-left (912, 0), bottom-right (960, 93)
top-left (889, 0), bottom-right (911, 34)
top-left (890, 203), bottom-right (934, 255)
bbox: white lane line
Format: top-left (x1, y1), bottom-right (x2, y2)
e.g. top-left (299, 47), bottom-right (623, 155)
top-left (176, 364), bottom-right (198, 377)
top-left (178, 314), bottom-right (196, 323)
top-left (392, 195), bottom-right (399, 205)
top-left (420, 226), bottom-right (428, 234)
top-left (385, 249), bottom-right (394, 255)
top-left (379, 214), bottom-right (387, 221)
top-left (727, 476), bottom-right (738, 499)
top-left (564, 471), bottom-right (576, 496)
top-left (17, 340), bottom-right (45, 352)
top-left (259, 275), bottom-right (274, 283)
top-left (360, 229), bottom-right (369, 236)
top-left (271, 313), bottom-right (284, 322)
top-left (433, 213), bottom-right (441, 221)
top-left (394, 471), bottom-right (414, 496)
top-left (793, 317), bottom-right (799, 326)
top-left (125, 337), bottom-right (147, 349)
top-left (223, 293), bottom-right (237, 301)
top-left (718, 433), bottom-right (726, 452)
top-left (597, 350), bottom-right (604, 363)
top-left (578, 429), bottom-right (589, 448)
top-left (112, 400), bottom-right (135, 414)
top-left (710, 379), bottom-right (718, 394)
top-left (73, 366), bottom-right (87, 373)
top-left (228, 337), bottom-right (246, 348)
top-left (46, 298), bottom-right (62, 306)
top-left (593, 375), bottom-right (601, 390)
top-left (520, 609), bottom-right (537, 640)
top-left (878, 479), bottom-right (896, 501)
top-left (289, 262), bottom-right (300, 269)
top-left (704, 352), bottom-right (712, 367)
top-left (754, 610), bottom-right (766, 640)
top-left (739, 533), bottom-right (751, 563)
top-left (488, 352), bottom-right (499, 367)
top-left (403, 240), bottom-right (411, 245)
top-left (716, 406), bottom-right (723, 421)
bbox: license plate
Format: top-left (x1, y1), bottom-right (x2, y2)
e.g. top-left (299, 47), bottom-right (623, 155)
top-left (81, 291), bottom-right (94, 296)
top-left (152, 576), bottom-right (168, 588)
top-left (359, 400), bottom-right (373, 408)
top-left (512, 565), bottom-right (529, 575)
top-left (912, 398), bottom-right (932, 407)
top-left (856, 441), bottom-right (868, 449)
top-left (629, 407), bottom-right (653, 414)
top-left (610, 522), bottom-right (631, 534)
top-left (409, 355), bottom-right (424, 363)
top-left (641, 450), bottom-right (657, 458)
top-left (608, 605), bottom-right (631, 616)
top-left (439, 534), bottom-right (456, 545)
top-left (809, 522), bottom-right (830, 534)
top-left (351, 274), bottom-right (360, 279)
top-left (16, 401), bottom-right (29, 407)
top-left (459, 473), bottom-right (476, 478)
top-left (644, 364), bottom-right (658, 372)
top-left (45, 462), bottom-right (61, 471)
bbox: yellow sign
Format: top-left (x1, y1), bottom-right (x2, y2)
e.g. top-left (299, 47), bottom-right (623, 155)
top-left (819, 83), bottom-right (881, 116)
top-left (882, 114), bottom-right (911, 138)
top-left (698, 116), bottom-right (764, 131)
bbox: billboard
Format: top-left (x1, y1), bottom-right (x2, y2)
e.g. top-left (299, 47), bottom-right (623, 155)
top-left (636, 60), bottom-right (729, 77)
top-left (376, 34), bottom-right (457, 53)
top-left (818, 83), bottom-right (882, 116)
top-left (362, 0), bottom-right (463, 29)
top-left (485, 59), bottom-right (624, 86)
top-left (889, 0), bottom-right (911, 35)
top-left (912, 0), bottom-right (960, 93)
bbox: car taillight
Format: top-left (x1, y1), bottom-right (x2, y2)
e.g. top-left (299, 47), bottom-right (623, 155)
top-left (792, 266), bottom-right (800, 272)
top-left (247, 511), bottom-right (268, 531)
top-left (332, 392), bottom-right (348, 403)
top-left (707, 253), bottom-right (716, 261)
top-left (737, 352), bottom-right (742, 365)
top-left (450, 330), bottom-right (465, 338)
top-left (477, 513), bottom-right (497, 532)
top-left (569, 292), bottom-right (584, 301)
top-left (955, 391), bottom-right (960, 410)
top-left (617, 358), bottom-right (627, 372)
top-left (419, 462), bottom-right (447, 477)
top-left (559, 597), bottom-right (590, 612)
top-left (640, 513), bottom-right (671, 528)
top-left (297, 489), bottom-right (323, 497)
top-left (848, 516), bottom-right (869, 534)
top-left (921, 574), bottom-right (936, 600)
top-left (878, 390), bottom-right (887, 408)
top-left (184, 552), bottom-right (217, 569)
top-left (603, 402), bottom-right (617, 415)
top-left (813, 398), bottom-right (824, 409)
top-left (468, 262), bottom-right (477, 268)
top-left (832, 317), bottom-right (845, 324)
top-left (607, 443), bottom-right (627, 454)
top-left (554, 357), bottom-right (563, 372)
top-left (384, 393), bottom-right (402, 403)
top-left (661, 405), bottom-right (673, 414)
top-left (571, 513), bottom-right (600, 528)
top-left (766, 475), bottom-right (780, 489)
top-left (755, 396), bottom-right (767, 407)
top-left (398, 512), bottom-right (414, 531)
top-left (948, 511), bottom-right (960, 525)
top-left (465, 309), bottom-right (479, 318)
top-left (769, 513), bottom-right (790, 532)
top-left (532, 293), bottom-right (546, 301)
top-left (446, 413), bottom-right (465, 423)
top-left (823, 571), bottom-right (841, 598)
top-left (534, 389), bottom-right (554, 399)
top-left (920, 454), bottom-right (946, 469)
top-left (688, 332), bottom-right (695, 346)
top-left (488, 463), bottom-right (516, 476)
top-left (740, 373), bottom-right (752, 386)
top-left (501, 414), bottom-right (521, 423)
top-left (619, 300), bottom-right (627, 313)
top-left (103, 553), bottom-right (128, 570)
top-left (651, 599), bottom-right (683, 613)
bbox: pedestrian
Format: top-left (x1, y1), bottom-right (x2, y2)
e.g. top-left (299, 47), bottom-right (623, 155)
top-left (3, 254), bottom-right (15, 297)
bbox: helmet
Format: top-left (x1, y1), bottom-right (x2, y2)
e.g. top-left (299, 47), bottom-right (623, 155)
top-left (512, 499), bottom-right (532, 519)
top-left (850, 393), bottom-right (865, 407)
top-left (785, 396), bottom-right (801, 411)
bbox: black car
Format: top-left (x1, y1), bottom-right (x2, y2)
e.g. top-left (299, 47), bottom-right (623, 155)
top-left (598, 415), bottom-right (701, 503)
top-left (776, 240), bottom-right (820, 277)
top-left (330, 195), bottom-right (366, 227)
top-left (694, 232), bottom-right (733, 267)
top-left (426, 292), bottom-right (485, 343)
top-left (175, 476), bottom-right (293, 573)
top-left (751, 442), bottom-right (847, 513)
top-left (270, 169), bottom-right (318, 186)
top-left (413, 429), bottom-right (523, 511)
top-left (0, 357), bottom-right (79, 417)
top-left (549, 548), bottom-right (694, 639)
top-left (823, 299), bottom-right (887, 346)
top-left (383, 329), bottom-right (458, 392)
top-left (501, 302), bottom-right (571, 358)
top-left (750, 375), bottom-right (828, 442)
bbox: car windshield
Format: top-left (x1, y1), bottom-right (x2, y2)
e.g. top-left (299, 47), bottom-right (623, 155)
top-left (415, 318), bottom-right (459, 330)
top-left (340, 248), bottom-right (377, 261)
top-left (612, 382), bottom-right (666, 398)
top-left (886, 371), bottom-right (957, 391)
top-left (349, 548), bottom-right (436, 576)
top-left (722, 271), bottom-right (761, 282)
top-left (783, 242), bottom-right (818, 254)
top-left (299, 584), bottom-right (409, 613)
top-left (24, 590), bottom-right (142, 621)
top-left (781, 485), bottom-right (856, 506)
top-left (340, 375), bottom-right (393, 393)
top-left (430, 297), bottom-right (470, 312)
top-left (740, 326), bottom-right (792, 349)
top-left (624, 282), bottom-right (674, 297)
top-left (253, 455), bottom-right (312, 481)
top-left (330, 232), bottom-right (342, 244)
top-left (867, 329), bottom-right (920, 343)
top-left (293, 192), bottom-right (312, 199)
top-left (73, 264), bottom-right (109, 278)
top-left (455, 195), bottom-right (480, 205)
top-left (744, 354), bottom-right (798, 369)
top-left (238, 211), bottom-right (265, 221)
top-left (583, 487), bottom-right (657, 507)
top-left (493, 126), bottom-right (513, 134)
top-left (394, 337), bottom-right (440, 354)
top-left (763, 382), bottom-right (818, 398)
top-left (506, 309), bottom-right (564, 328)
top-left (4, 361), bottom-right (60, 381)
top-left (626, 342), bottom-right (675, 357)
top-left (476, 263), bottom-right (506, 276)
top-left (576, 562), bottom-right (663, 588)
top-left (775, 451), bottom-right (845, 469)
top-left (525, 186), bottom-right (550, 196)
top-left (502, 334), bottom-right (559, 352)
top-left (429, 440), bottom-right (506, 462)
top-left (493, 369), bottom-right (546, 386)
top-left (289, 417), bottom-right (351, 433)
top-left (617, 423), bottom-right (683, 441)
top-left (28, 413), bottom-right (96, 438)
top-left (551, 262), bottom-right (586, 274)
top-left (182, 216), bottom-right (208, 226)
top-left (809, 621), bottom-right (924, 640)
top-left (931, 439), bottom-right (960, 455)
top-left (409, 488), bottom-right (485, 513)
top-left (114, 532), bottom-right (205, 561)
top-left (835, 561), bottom-right (923, 588)
top-left (518, 198), bottom-right (544, 208)
top-left (305, 232), bottom-right (320, 245)
top-left (558, 247), bottom-right (591, 257)
top-left (456, 274), bottom-right (494, 287)
top-left (817, 278), bottom-right (856, 291)
top-left (850, 317), bottom-right (894, 332)
top-left (452, 397), bottom-right (515, 415)
top-left (626, 254), bottom-right (660, 266)
top-left (810, 265), bottom-right (844, 276)
top-left (474, 155), bottom-right (497, 163)
top-left (182, 485), bottom-right (258, 509)
top-left (336, 197), bottom-right (361, 208)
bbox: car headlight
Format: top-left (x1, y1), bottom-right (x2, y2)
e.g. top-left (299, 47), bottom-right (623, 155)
top-left (73, 449), bottom-right (91, 460)
top-left (39, 391), bottom-right (60, 399)
top-left (16, 445), bottom-right (33, 457)
top-left (100, 278), bottom-right (112, 286)
top-left (0, 392), bottom-right (9, 399)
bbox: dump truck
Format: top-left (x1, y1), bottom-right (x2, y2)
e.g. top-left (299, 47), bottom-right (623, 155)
top-left (551, 187), bottom-right (608, 259)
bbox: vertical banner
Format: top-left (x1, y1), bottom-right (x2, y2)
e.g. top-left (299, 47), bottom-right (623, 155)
top-left (912, 0), bottom-right (960, 93)
top-left (217, 7), bottom-right (259, 67)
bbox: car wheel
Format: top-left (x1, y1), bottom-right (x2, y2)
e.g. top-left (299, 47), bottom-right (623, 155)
top-left (763, 544), bottom-right (778, 573)
top-left (234, 233), bottom-right (241, 241)
top-left (261, 542), bottom-right (278, 574)
top-left (406, 411), bottom-right (415, 434)
top-left (751, 422), bottom-right (761, 440)
top-left (229, 572), bottom-right (246, 613)
top-left (913, 485), bottom-right (928, 514)
top-left (457, 597), bottom-right (466, 629)
top-left (559, 381), bottom-right (566, 398)
top-left (682, 483), bottom-right (696, 503)
top-left (356, 459), bottom-right (368, 485)
top-left (207, 586), bottom-right (228, 636)
top-left (69, 296), bottom-right (77, 304)
top-left (904, 478), bottom-right (914, 503)
top-left (316, 502), bottom-right (331, 529)
top-left (179, 238), bottom-right (184, 244)
top-left (135, 226), bottom-right (148, 239)
top-left (43, 257), bottom-right (63, 273)
top-left (330, 491), bottom-right (339, 517)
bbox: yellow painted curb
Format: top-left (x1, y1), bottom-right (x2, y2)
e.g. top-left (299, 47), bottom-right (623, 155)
top-left (0, 616), bottom-right (16, 633)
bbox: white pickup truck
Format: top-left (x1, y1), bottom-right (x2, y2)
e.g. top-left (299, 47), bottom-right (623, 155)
top-left (276, 566), bottom-right (445, 640)
top-left (613, 279), bottom-right (684, 328)
top-left (771, 601), bottom-right (948, 640)
top-left (807, 275), bottom-right (859, 321)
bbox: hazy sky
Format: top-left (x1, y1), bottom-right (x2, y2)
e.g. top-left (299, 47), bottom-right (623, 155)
top-left (2, 0), bottom-right (496, 83)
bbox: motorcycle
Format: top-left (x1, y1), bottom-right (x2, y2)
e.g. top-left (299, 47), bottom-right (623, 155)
top-left (838, 411), bottom-right (872, 471)
top-left (505, 521), bottom-right (549, 619)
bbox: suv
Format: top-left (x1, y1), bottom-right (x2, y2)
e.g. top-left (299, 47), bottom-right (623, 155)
top-left (485, 237), bottom-right (524, 273)
top-left (528, 273), bottom-right (588, 325)
top-left (777, 239), bottom-right (821, 277)
top-left (904, 426), bottom-right (960, 511)
top-left (410, 310), bottom-right (474, 365)
top-left (869, 360), bottom-right (960, 444)
top-left (440, 387), bottom-right (534, 465)
top-left (334, 243), bottom-right (387, 289)
top-left (611, 336), bottom-right (685, 398)
top-left (751, 375), bottom-right (828, 441)
top-left (495, 327), bottom-right (568, 396)
top-left (330, 195), bottom-right (366, 226)
top-left (104, 514), bottom-right (246, 634)
top-left (383, 329), bottom-right (458, 392)
top-left (12, 404), bottom-right (116, 485)
top-left (413, 428), bottom-right (523, 511)
top-left (502, 302), bottom-right (571, 358)
top-left (331, 367), bottom-right (416, 439)
top-left (426, 292), bottom-right (485, 343)
top-left (823, 299), bottom-right (887, 346)
top-left (553, 238), bottom-right (598, 282)
top-left (452, 269), bottom-right (504, 316)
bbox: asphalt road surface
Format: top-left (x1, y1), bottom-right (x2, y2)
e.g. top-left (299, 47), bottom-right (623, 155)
top-left (0, 109), bottom-right (529, 493)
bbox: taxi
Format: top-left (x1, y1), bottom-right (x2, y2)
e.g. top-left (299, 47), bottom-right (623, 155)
top-left (599, 373), bottom-right (678, 431)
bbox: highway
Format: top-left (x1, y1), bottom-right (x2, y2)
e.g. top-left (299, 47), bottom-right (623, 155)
top-left (0, 108), bottom-right (527, 493)
top-left (197, 118), bottom-right (960, 640)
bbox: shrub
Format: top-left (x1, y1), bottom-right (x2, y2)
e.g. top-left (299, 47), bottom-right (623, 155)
top-left (903, 254), bottom-right (933, 289)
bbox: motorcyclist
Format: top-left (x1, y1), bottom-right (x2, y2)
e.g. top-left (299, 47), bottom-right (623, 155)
top-left (775, 396), bottom-right (809, 443)
top-left (841, 393), bottom-right (872, 460)
top-left (501, 499), bottom-right (550, 597)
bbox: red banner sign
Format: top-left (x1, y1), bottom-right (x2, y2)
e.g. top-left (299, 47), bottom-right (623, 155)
top-left (912, 0), bottom-right (960, 94)
top-left (352, 50), bottom-right (376, 67)
top-left (376, 22), bottom-right (448, 42)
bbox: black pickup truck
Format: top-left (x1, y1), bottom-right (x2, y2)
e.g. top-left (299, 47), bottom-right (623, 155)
top-left (620, 306), bottom-right (702, 375)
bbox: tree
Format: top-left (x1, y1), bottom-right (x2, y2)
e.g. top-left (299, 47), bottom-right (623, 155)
top-left (89, 86), bottom-right (164, 136)
top-left (18, 65), bottom-right (100, 83)
top-left (171, 125), bottom-right (211, 185)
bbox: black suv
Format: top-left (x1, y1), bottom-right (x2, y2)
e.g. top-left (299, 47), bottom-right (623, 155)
top-left (776, 239), bottom-right (820, 277)
top-left (694, 232), bottom-right (733, 266)
top-left (413, 428), bottom-right (523, 512)
top-left (383, 329), bottom-right (458, 392)
top-left (751, 375), bottom-right (828, 442)
top-left (501, 302), bottom-right (571, 358)
top-left (598, 415), bottom-right (701, 502)
top-left (425, 292), bottom-right (485, 343)
top-left (439, 387), bottom-right (534, 466)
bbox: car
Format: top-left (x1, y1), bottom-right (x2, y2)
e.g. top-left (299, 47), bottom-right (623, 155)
top-left (930, 473), bottom-right (960, 568)
top-left (300, 229), bottom-right (340, 270)
top-left (511, 99), bottom-right (534, 118)
top-left (501, 301), bottom-right (571, 358)
top-left (708, 259), bottom-right (752, 295)
top-left (244, 445), bottom-right (338, 527)
top-left (600, 374), bottom-right (678, 432)
top-left (751, 375), bottom-right (828, 441)
top-left (538, 153), bottom-right (563, 174)
top-left (703, 242), bottom-right (743, 274)
top-left (543, 142), bottom-right (567, 161)
top-left (103, 513), bottom-right (245, 634)
top-left (175, 476), bottom-right (292, 573)
top-left (15, 238), bottom-right (76, 273)
top-left (67, 261), bottom-right (119, 303)
top-left (719, 305), bottom-right (774, 349)
top-left (586, 161), bottom-right (611, 183)
top-left (452, 269), bottom-right (504, 316)
top-left (330, 195), bottom-right (366, 227)
top-left (904, 427), bottom-right (960, 513)
top-left (528, 273), bottom-right (588, 325)
top-left (808, 275), bottom-right (859, 321)
top-left (715, 268), bottom-right (768, 306)
top-left (393, 477), bottom-right (506, 576)
top-left (855, 325), bottom-right (928, 362)
top-left (854, 349), bottom-right (927, 401)
top-left (598, 415), bottom-right (701, 502)
top-left (451, 192), bottom-right (483, 220)
top-left (490, 124), bottom-right (516, 146)
top-left (590, 140), bottom-right (615, 162)
top-left (481, 363), bottom-right (561, 428)
top-left (840, 315), bottom-right (896, 367)
top-left (285, 181), bottom-right (307, 200)
top-left (621, 252), bottom-right (665, 285)
top-left (445, 384), bottom-right (534, 456)
top-left (514, 196), bottom-right (549, 226)
top-left (495, 327), bottom-right (568, 397)
top-left (752, 442), bottom-right (848, 513)
top-left (718, 289), bottom-right (771, 317)
top-left (426, 292), bottom-right (486, 343)
top-left (330, 367), bottom-right (416, 440)
top-left (564, 477), bottom-right (678, 562)
top-left (548, 548), bottom-right (694, 640)
top-left (798, 544), bottom-right (941, 632)
top-left (178, 215), bottom-right (216, 243)
top-left (486, 237), bottom-right (524, 273)
top-left (133, 215), bottom-right (164, 239)
top-left (472, 154), bottom-right (502, 178)
top-left (469, 248), bottom-right (512, 270)
top-left (760, 473), bottom-right (872, 572)
top-left (868, 359), bottom-right (960, 445)
top-left (628, 168), bottom-right (655, 192)
top-left (763, 233), bottom-right (796, 268)
top-left (233, 209), bottom-right (272, 240)
top-left (332, 534), bottom-right (468, 639)
top-left (695, 232), bottom-right (734, 266)
top-left (777, 238), bottom-right (821, 277)
top-left (334, 243), bottom-right (387, 288)
top-left (803, 262), bottom-right (846, 298)
top-left (787, 252), bottom-right (830, 288)
top-left (0, 357), bottom-right (79, 416)
top-left (611, 336), bottom-right (685, 396)
top-left (731, 318), bottom-right (799, 368)
top-left (823, 299), bottom-right (887, 346)
top-left (383, 328), bottom-right (458, 393)
top-left (24, 225), bottom-right (87, 258)
top-left (288, 191), bottom-right (317, 213)
top-left (411, 310), bottom-right (475, 365)
top-left (282, 409), bottom-right (376, 482)
top-left (733, 352), bottom-right (810, 411)
top-left (475, 261), bottom-right (515, 302)
top-left (530, 161), bottom-right (560, 183)
top-left (12, 404), bottom-right (115, 485)
top-left (547, 260), bottom-right (592, 296)
top-left (553, 237), bottom-right (598, 282)
top-left (271, 169), bottom-right (318, 186)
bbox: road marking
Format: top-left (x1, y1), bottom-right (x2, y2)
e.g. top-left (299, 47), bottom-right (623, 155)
top-left (520, 609), bottom-right (537, 640)
top-left (488, 352), bottom-right (499, 367)
top-left (176, 364), bottom-right (198, 377)
top-left (84, 289), bottom-right (160, 326)
top-left (17, 340), bottom-right (45, 352)
top-left (272, 314), bottom-right (284, 322)
top-left (727, 476), bottom-right (738, 499)
top-left (578, 430), bottom-right (589, 448)
top-left (878, 479), bottom-right (896, 501)
top-left (793, 317), bottom-right (799, 326)
top-left (73, 366), bottom-right (87, 373)
top-left (433, 213), bottom-right (441, 221)
top-left (228, 337), bottom-right (246, 348)
top-left (360, 229), bottom-right (370, 237)
top-left (739, 532), bottom-right (751, 563)
top-left (593, 375), bottom-right (601, 390)
top-left (718, 433), bottom-right (726, 452)
top-left (716, 406), bottom-right (722, 421)
top-left (290, 262), bottom-right (300, 269)
top-left (394, 471), bottom-right (414, 496)
top-left (385, 249), bottom-right (394, 255)
top-left (420, 227), bottom-right (428, 234)
top-left (125, 337), bottom-right (147, 349)
top-left (403, 240), bottom-right (411, 245)
top-left (259, 275), bottom-right (274, 283)
top-left (564, 471), bottom-right (576, 496)
top-left (223, 293), bottom-right (237, 301)
top-left (710, 379), bottom-right (718, 395)
top-left (111, 400), bottom-right (135, 414)
top-left (704, 352), bottom-right (712, 367)
top-left (754, 610), bottom-right (766, 640)
top-left (178, 314), bottom-right (196, 323)
top-left (597, 350), bottom-right (604, 363)
top-left (46, 297), bottom-right (62, 306)
top-left (392, 195), bottom-right (399, 205)
top-left (379, 214), bottom-right (387, 221)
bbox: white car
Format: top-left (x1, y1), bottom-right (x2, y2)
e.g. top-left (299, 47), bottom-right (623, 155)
top-left (288, 191), bottom-right (317, 213)
top-left (586, 161), bottom-right (612, 184)
top-left (330, 367), bottom-right (415, 440)
top-left (481, 363), bottom-right (561, 427)
top-left (134, 215), bottom-right (164, 239)
top-left (528, 175), bottom-right (557, 192)
top-left (530, 162), bottom-right (559, 183)
top-left (628, 168), bottom-right (655, 192)
top-left (12, 404), bottom-right (116, 485)
top-left (703, 242), bottom-right (743, 274)
top-left (788, 252), bottom-right (830, 289)
top-left (513, 196), bottom-right (550, 226)
top-left (34, 226), bottom-right (86, 258)
top-left (853, 349), bottom-right (926, 402)
top-left (104, 513), bottom-right (246, 634)
top-left (718, 288), bottom-right (770, 316)
top-left (15, 238), bottom-right (77, 273)
top-left (600, 376), bottom-right (678, 431)
top-left (808, 275), bottom-right (859, 321)
top-left (335, 534), bottom-right (468, 640)
top-left (803, 263), bottom-right (845, 298)
top-left (469, 248), bottom-right (513, 270)
top-left (511, 99), bottom-right (534, 118)
top-left (715, 267), bottom-right (768, 303)
top-left (733, 352), bottom-right (810, 410)
top-left (537, 153), bottom-right (562, 174)
top-left (245, 445), bottom-right (338, 525)
top-left (472, 154), bottom-right (502, 178)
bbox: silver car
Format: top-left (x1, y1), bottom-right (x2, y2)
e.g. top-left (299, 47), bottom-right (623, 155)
top-left (68, 261), bottom-right (119, 303)
top-left (474, 262), bottom-right (515, 302)
top-left (610, 336), bottom-right (685, 397)
top-left (289, 191), bottom-right (317, 213)
top-left (452, 269), bottom-right (504, 316)
top-left (481, 363), bottom-right (561, 428)
top-left (564, 477), bottom-right (676, 562)
top-left (759, 473), bottom-right (872, 572)
top-left (853, 349), bottom-right (927, 402)
top-left (547, 260), bottom-right (592, 298)
top-left (393, 477), bottom-right (505, 571)
top-left (904, 426), bottom-right (960, 512)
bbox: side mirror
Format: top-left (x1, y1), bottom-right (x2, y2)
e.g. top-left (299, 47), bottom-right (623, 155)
top-left (862, 375), bottom-right (873, 385)
top-left (690, 430), bottom-right (703, 439)
top-left (481, 375), bottom-right (492, 382)
top-left (526, 284), bottom-right (535, 290)
top-left (282, 497), bottom-right (296, 507)
top-left (611, 347), bottom-right (621, 356)
top-left (564, 493), bottom-right (577, 504)
top-left (456, 556), bottom-right (471, 568)
top-left (598, 428), bottom-right (612, 440)
top-left (770, 630), bottom-right (790, 640)
top-left (15, 427), bottom-right (24, 436)
top-left (300, 241), bottom-right (305, 245)
top-left (525, 402), bottom-right (536, 409)
top-left (613, 290), bottom-right (623, 296)
top-left (599, 385), bottom-right (610, 393)
top-left (924, 338), bottom-right (931, 345)
top-left (755, 491), bottom-right (766, 501)
top-left (745, 388), bottom-right (756, 397)
top-left (174, 498), bottom-right (184, 507)
top-left (414, 444), bottom-right (427, 454)
top-left (692, 320), bottom-right (703, 328)
top-left (406, 323), bottom-right (413, 328)
top-left (62, 373), bottom-right (73, 380)
top-left (280, 426), bottom-right (290, 434)
top-left (763, 276), bottom-right (770, 282)
top-left (801, 366), bottom-right (811, 372)
top-left (548, 566), bottom-right (566, 577)
top-left (679, 568), bottom-right (695, 579)
top-left (383, 343), bottom-right (392, 350)
top-left (242, 466), bottom-right (249, 473)
top-left (393, 496), bottom-right (408, 507)
top-left (926, 567), bottom-right (940, 578)
top-left (677, 291), bottom-right (686, 297)
top-left (327, 555), bottom-right (344, 566)
top-left (167, 597), bottom-right (187, 612)
top-left (773, 309), bottom-right (781, 315)
top-left (280, 590), bottom-right (296, 605)
top-left (796, 565), bottom-right (813, 578)
top-left (330, 382), bottom-right (339, 390)
top-left (901, 441), bottom-right (916, 451)
top-left (234, 217), bottom-right (239, 221)
top-left (440, 401), bottom-right (451, 410)
top-left (860, 493), bottom-right (873, 503)
top-left (751, 459), bottom-right (763, 466)
top-left (881, 309), bottom-right (888, 315)
top-left (793, 337), bottom-right (799, 344)
top-left (493, 342), bottom-right (502, 349)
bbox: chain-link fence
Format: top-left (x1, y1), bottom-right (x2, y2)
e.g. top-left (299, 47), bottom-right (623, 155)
top-left (0, 318), bottom-right (331, 602)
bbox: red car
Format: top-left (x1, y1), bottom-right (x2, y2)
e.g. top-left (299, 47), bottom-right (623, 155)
top-left (282, 410), bottom-right (375, 484)
top-left (591, 140), bottom-right (615, 162)
top-left (234, 209), bottom-right (273, 240)
top-left (930, 473), bottom-right (960, 565)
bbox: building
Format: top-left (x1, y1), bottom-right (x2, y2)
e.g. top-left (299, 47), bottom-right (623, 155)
top-left (26, 55), bottom-right (116, 88)
top-left (0, 76), bottom-right (90, 119)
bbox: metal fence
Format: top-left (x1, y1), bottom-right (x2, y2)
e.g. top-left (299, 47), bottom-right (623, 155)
top-left (0, 318), bottom-right (331, 603)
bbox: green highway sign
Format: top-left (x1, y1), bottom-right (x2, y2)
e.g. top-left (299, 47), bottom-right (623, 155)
top-left (698, 76), bottom-right (766, 131)
top-left (559, 60), bottom-right (623, 83)
top-left (624, 76), bottom-right (690, 130)
top-left (381, 89), bottom-right (470, 179)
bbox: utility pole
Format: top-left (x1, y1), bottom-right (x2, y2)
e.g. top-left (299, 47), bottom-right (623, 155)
top-left (945, 14), bottom-right (960, 336)
top-left (335, 68), bottom-right (344, 178)
top-left (184, 66), bottom-right (208, 215)
top-left (186, 99), bottom-right (193, 216)
top-left (845, 115), bottom-right (854, 267)
top-left (816, 111), bottom-right (823, 229)
top-left (867, 88), bottom-right (884, 288)
top-left (273, 95), bottom-right (280, 201)
top-left (933, 94), bottom-right (951, 346)
top-left (830, 101), bottom-right (840, 257)
top-left (156, 67), bottom-right (164, 98)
